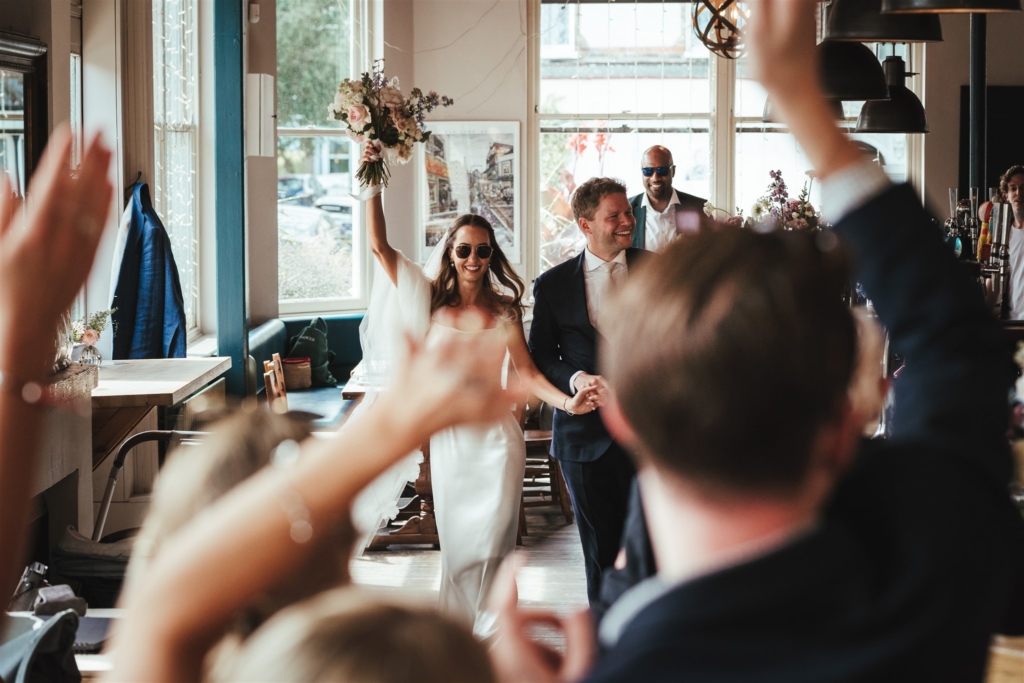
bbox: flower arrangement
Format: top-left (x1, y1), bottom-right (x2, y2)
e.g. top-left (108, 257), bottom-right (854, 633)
top-left (705, 170), bottom-right (819, 230)
top-left (72, 309), bottom-right (114, 347)
top-left (328, 59), bottom-right (453, 194)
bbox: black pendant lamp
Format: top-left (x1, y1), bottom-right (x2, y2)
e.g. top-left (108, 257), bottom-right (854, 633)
top-left (762, 97), bottom-right (846, 124)
top-left (855, 56), bottom-right (929, 133)
top-left (882, 0), bottom-right (1021, 12)
top-left (826, 0), bottom-right (943, 42)
top-left (818, 40), bottom-right (890, 101)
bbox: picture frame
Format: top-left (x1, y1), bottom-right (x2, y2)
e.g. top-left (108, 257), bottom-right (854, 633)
top-left (416, 121), bottom-right (521, 264)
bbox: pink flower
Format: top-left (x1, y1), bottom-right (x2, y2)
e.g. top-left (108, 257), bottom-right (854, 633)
top-left (348, 104), bottom-right (370, 127)
top-left (82, 329), bottom-right (100, 346)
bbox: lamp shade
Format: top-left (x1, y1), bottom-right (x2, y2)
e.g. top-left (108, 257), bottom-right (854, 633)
top-left (882, 0), bottom-right (1021, 12)
top-left (818, 41), bottom-right (890, 101)
top-left (826, 0), bottom-right (943, 41)
top-left (855, 56), bottom-right (929, 133)
top-left (763, 97), bottom-right (846, 124)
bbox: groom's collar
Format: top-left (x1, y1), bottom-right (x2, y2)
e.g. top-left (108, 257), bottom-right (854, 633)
top-left (583, 247), bottom-right (628, 272)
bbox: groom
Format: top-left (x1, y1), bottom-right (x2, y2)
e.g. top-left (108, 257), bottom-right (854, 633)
top-left (529, 177), bottom-right (644, 604)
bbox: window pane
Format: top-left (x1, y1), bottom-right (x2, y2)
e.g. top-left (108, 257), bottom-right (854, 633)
top-left (277, 134), bottom-right (358, 301)
top-left (153, 0), bottom-right (199, 330)
top-left (539, 120), bottom-right (710, 272)
top-left (277, 0), bottom-right (350, 128)
top-left (70, 54), bottom-right (82, 169)
top-left (0, 69), bottom-right (25, 195)
top-left (540, 2), bottom-right (711, 116)
top-left (734, 129), bottom-right (821, 217)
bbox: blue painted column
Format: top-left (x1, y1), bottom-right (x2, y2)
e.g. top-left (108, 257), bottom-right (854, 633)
top-left (214, 0), bottom-right (248, 396)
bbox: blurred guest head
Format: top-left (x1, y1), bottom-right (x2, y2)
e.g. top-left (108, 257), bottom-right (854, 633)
top-left (213, 587), bottom-right (495, 683)
top-left (601, 224), bottom-right (858, 497)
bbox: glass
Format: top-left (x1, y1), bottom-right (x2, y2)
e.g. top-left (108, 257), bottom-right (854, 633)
top-left (454, 245), bottom-right (493, 259)
top-left (949, 188), bottom-right (959, 220)
top-left (277, 134), bottom-right (358, 301)
top-left (539, 2), bottom-right (711, 117)
top-left (277, 0), bottom-right (351, 128)
top-left (641, 166), bottom-right (675, 177)
top-left (539, 120), bottom-right (710, 272)
top-left (0, 68), bottom-right (25, 195)
top-left (153, 0), bottom-right (199, 330)
top-left (969, 187), bottom-right (980, 217)
top-left (70, 54), bottom-right (83, 170)
top-left (734, 129), bottom-right (821, 218)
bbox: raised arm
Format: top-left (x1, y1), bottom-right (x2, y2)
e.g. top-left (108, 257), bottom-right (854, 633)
top-left (364, 145), bottom-right (399, 286)
top-left (0, 127), bottom-right (112, 602)
top-left (752, 0), bottom-right (1008, 463)
top-left (506, 318), bottom-right (598, 416)
top-left (107, 332), bottom-right (516, 682)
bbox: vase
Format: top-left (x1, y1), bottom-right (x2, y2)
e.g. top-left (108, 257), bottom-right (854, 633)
top-left (79, 344), bottom-right (103, 366)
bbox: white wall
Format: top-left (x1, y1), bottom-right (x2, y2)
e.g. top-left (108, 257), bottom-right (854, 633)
top-left (923, 13), bottom-right (1024, 213)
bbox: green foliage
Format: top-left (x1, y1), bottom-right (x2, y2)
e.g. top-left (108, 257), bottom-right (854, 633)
top-left (277, 0), bottom-right (350, 128)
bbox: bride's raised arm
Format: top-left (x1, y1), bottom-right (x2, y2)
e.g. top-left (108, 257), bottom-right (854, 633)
top-left (364, 144), bottom-right (400, 287)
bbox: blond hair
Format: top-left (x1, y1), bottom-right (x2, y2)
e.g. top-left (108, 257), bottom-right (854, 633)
top-left (213, 587), bottom-right (495, 683)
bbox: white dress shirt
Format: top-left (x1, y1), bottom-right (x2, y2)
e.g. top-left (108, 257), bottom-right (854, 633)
top-left (641, 190), bottom-right (681, 253)
top-left (569, 247), bottom-right (627, 394)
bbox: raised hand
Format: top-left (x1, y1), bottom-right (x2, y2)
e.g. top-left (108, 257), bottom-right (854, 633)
top-left (0, 125), bottom-right (113, 381)
top-left (747, 0), bottom-right (820, 102)
top-left (488, 555), bottom-right (596, 683)
top-left (389, 320), bottom-right (524, 438)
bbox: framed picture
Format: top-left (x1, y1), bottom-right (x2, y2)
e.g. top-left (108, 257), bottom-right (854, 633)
top-left (417, 121), bottom-right (521, 264)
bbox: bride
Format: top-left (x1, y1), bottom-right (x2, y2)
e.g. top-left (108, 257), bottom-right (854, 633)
top-left (361, 146), bottom-right (599, 638)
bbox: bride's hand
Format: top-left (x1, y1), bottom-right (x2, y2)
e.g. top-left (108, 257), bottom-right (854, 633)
top-left (565, 385), bottom-right (601, 415)
top-left (361, 141), bottom-right (382, 165)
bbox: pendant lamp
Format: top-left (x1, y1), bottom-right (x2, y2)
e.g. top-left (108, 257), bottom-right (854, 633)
top-left (882, 0), bottom-right (1021, 12)
top-left (826, 0), bottom-right (943, 42)
top-left (855, 56), bottom-right (929, 133)
top-left (762, 97), bottom-right (846, 124)
top-left (693, 0), bottom-right (750, 60)
top-left (818, 40), bottom-right (889, 101)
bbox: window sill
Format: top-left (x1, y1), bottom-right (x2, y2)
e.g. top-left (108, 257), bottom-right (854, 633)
top-left (186, 333), bottom-right (218, 358)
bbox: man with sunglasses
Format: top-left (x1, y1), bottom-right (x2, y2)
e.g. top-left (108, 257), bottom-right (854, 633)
top-left (630, 146), bottom-right (707, 252)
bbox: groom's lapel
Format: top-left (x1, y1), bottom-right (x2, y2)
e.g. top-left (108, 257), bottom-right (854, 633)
top-left (571, 252), bottom-right (597, 341)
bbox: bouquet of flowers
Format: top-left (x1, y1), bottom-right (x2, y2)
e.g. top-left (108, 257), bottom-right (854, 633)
top-left (72, 309), bottom-right (115, 347)
top-left (328, 59), bottom-right (453, 197)
top-left (757, 170), bottom-right (819, 231)
top-left (703, 171), bottom-right (819, 230)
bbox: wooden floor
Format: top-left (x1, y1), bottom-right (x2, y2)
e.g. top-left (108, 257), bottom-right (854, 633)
top-left (350, 506), bottom-right (588, 617)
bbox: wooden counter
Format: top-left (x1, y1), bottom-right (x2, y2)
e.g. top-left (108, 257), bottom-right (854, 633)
top-left (91, 357), bottom-right (232, 408)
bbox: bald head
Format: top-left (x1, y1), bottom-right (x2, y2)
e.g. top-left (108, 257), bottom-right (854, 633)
top-left (641, 146), bottom-right (675, 204)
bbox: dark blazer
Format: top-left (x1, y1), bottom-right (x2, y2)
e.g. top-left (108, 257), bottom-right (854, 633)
top-left (585, 184), bottom-right (1024, 682)
top-left (529, 248), bottom-right (646, 462)
top-left (112, 183), bottom-right (187, 360)
top-left (630, 188), bottom-right (706, 250)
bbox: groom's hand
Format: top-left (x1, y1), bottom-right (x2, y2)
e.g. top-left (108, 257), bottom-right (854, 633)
top-left (573, 373), bottom-right (609, 406)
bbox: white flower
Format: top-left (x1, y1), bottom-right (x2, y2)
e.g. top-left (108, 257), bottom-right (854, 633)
top-left (748, 199), bottom-right (769, 222)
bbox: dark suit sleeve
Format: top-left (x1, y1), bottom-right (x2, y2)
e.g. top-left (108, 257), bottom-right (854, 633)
top-left (592, 479), bottom-right (655, 626)
top-left (528, 276), bottom-right (579, 395)
top-left (834, 183), bottom-right (1010, 482)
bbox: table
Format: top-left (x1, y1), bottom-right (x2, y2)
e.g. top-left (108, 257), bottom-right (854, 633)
top-left (89, 358), bottom-right (231, 538)
top-left (344, 362), bottom-right (439, 549)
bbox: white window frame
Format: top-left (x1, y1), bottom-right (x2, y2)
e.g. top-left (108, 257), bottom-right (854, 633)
top-left (276, 0), bottom-right (371, 317)
top-left (527, 0), bottom-right (926, 284)
top-left (152, 0), bottom-right (202, 337)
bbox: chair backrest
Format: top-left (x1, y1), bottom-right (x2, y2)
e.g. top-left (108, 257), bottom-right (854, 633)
top-left (271, 353), bottom-right (287, 397)
top-left (263, 370), bottom-right (288, 413)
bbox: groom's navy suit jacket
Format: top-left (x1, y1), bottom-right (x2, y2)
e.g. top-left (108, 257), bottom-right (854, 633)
top-left (529, 248), bottom-right (646, 463)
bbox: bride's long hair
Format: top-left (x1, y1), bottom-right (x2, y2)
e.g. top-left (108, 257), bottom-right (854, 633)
top-left (429, 214), bottom-right (525, 319)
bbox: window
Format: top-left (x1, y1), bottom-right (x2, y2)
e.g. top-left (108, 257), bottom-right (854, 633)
top-left (535, 2), bottom-right (921, 276)
top-left (153, 0), bottom-right (200, 330)
top-left (277, 0), bottom-right (364, 312)
top-left (538, 2), bottom-right (712, 271)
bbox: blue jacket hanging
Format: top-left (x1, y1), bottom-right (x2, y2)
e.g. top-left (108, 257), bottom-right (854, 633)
top-left (111, 183), bottom-right (187, 359)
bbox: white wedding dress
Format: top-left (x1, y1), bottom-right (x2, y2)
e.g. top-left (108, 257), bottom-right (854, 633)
top-left (353, 251), bottom-right (525, 639)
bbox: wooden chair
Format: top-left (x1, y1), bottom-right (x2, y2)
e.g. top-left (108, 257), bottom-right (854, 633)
top-left (263, 369), bottom-right (287, 413)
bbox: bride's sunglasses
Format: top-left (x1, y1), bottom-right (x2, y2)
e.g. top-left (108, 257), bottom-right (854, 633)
top-left (454, 244), bottom-right (493, 259)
